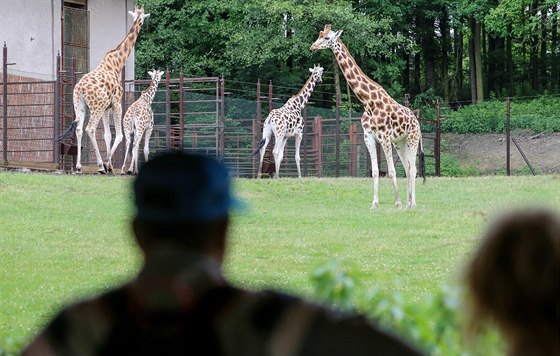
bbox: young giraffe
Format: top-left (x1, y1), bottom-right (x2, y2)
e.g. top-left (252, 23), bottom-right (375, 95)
top-left (120, 69), bottom-right (164, 175)
top-left (58, 6), bottom-right (150, 174)
top-left (311, 24), bottom-right (425, 208)
top-left (253, 64), bottom-right (324, 178)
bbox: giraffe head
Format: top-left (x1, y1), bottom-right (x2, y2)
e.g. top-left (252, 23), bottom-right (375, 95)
top-left (148, 69), bottom-right (164, 82)
top-left (309, 64), bottom-right (324, 83)
top-left (310, 24), bottom-right (343, 52)
top-left (128, 5), bottom-right (150, 25)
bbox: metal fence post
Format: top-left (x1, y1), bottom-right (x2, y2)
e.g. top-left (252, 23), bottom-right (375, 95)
top-left (179, 72), bottom-right (184, 151)
top-left (2, 43), bottom-right (8, 165)
top-left (219, 76), bottom-right (225, 157)
top-left (506, 97), bottom-right (511, 176)
top-left (335, 83), bottom-right (341, 177)
top-left (54, 53), bottom-right (61, 167)
top-left (314, 116), bottom-right (322, 177)
top-left (165, 69), bottom-right (171, 150)
top-left (435, 101), bottom-right (441, 176)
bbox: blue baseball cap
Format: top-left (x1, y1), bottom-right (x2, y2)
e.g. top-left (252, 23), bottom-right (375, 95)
top-left (134, 151), bottom-right (238, 223)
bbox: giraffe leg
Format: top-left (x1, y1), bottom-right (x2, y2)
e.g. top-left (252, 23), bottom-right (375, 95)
top-left (99, 109), bottom-right (113, 173)
top-left (106, 100), bottom-right (124, 173)
top-left (364, 132), bottom-right (380, 208)
top-left (130, 124), bottom-right (146, 175)
top-left (395, 140), bottom-right (414, 208)
top-left (294, 131), bottom-right (303, 178)
top-left (382, 141), bottom-right (402, 208)
top-left (273, 136), bottom-right (289, 179)
top-left (84, 109), bottom-right (106, 173)
top-left (120, 113), bottom-right (133, 175)
top-left (257, 125), bottom-right (272, 179)
top-left (73, 96), bottom-right (87, 173)
top-left (141, 121), bottom-right (154, 172)
top-left (404, 143), bottom-right (419, 208)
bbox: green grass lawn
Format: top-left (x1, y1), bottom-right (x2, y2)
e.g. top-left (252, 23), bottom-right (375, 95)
top-left (1, 172), bottom-right (559, 352)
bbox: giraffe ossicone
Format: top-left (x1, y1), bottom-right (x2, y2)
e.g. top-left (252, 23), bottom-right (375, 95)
top-left (253, 64), bottom-right (324, 179)
top-left (311, 24), bottom-right (425, 209)
top-left (121, 69), bottom-right (164, 175)
top-left (60, 5), bottom-right (150, 174)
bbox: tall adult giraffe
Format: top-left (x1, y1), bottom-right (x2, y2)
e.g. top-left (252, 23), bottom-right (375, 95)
top-left (311, 24), bottom-right (425, 208)
top-left (120, 69), bottom-right (164, 175)
top-left (58, 5), bottom-right (150, 174)
top-left (253, 65), bottom-right (323, 178)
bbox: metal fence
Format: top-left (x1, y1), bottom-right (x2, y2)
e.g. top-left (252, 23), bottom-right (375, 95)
top-left (1, 43), bottom-right (441, 177)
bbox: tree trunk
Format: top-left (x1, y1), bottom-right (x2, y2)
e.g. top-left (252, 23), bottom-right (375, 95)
top-left (469, 18), bottom-right (484, 103)
top-left (440, 8), bottom-right (450, 103)
top-left (474, 21), bottom-right (484, 102)
top-left (540, 7), bottom-right (548, 91)
top-left (552, 4), bottom-right (559, 91)
top-left (402, 49), bottom-right (410, 93)
top-left (450, 26), bottom-right (463, 103)
top-left (506, 23), bottom-right (514, 95)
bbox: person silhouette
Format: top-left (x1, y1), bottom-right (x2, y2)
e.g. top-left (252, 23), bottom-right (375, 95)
top-left (23, 151), bottom-right (422, 355)
top-left (464, 208), bottom-right (560, 356)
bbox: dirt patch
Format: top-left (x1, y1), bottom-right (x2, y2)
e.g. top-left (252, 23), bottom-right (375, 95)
top-left (442, 131), bottom-right (560, 174)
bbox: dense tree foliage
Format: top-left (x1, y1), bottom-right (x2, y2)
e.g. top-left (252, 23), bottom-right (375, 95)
top-left (136, 0), bottom-right (560, 106)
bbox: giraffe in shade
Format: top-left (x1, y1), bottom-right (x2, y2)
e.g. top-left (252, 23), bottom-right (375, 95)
top-left (311, 24), bottom-right (425, 208)
top-left (120, 69), bottom-right (164, 175)
top-left (57, 5), bottom-right (150, 174)
top-left (253, 65), bottom-right (324, 178)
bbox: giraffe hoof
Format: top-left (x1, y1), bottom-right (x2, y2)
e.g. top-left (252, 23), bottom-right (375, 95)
top-left (370, 202), bottom-right (379, 209)
top-left (395, 201), bottom-right (403, 209)
top-left (127, 170), bottom-right (133, 175)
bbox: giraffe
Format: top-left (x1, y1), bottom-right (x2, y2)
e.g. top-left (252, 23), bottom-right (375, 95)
top-left (253, 64), bottom-right (324, 178)
top-left (120, 69), bottom-right (164, 175)
top-left (311, 24), bottom-right (425, 209)
top-left (57, 5), bottom-right (150, 174)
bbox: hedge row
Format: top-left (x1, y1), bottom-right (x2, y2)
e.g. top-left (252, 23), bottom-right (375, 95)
top-left (438, 96), bottom-right (560, 134)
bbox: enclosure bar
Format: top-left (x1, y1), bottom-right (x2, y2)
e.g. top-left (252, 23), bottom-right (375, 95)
top-left (179, 73), bottom-right (184, 151)
top-left (253, 79), bottom-right (262, 177)
top-left (335, 81), bottom-right (341, 177)
top-left (435, 103), bottom-right (441, 176)
top-left (219, 77), bottom-right (225, 157)
top-left (511, 137), bottom-right (536, 176)
top-left (54, 53), bottom-right (61, 166)
top-left (2, 43), bottom-right (15, 165)
top-left (215, 79), bottom-right (219, 157)
top-left (165, 69), bottom-right (171, 150)
top-left (506, 97), bottom-right (511, 176)
top-left (268, 80), bottom-right (273, 113)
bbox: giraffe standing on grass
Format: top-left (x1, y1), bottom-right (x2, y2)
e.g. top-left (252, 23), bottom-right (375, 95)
top-left (120, 69), bottom-right (164, 175)
top-left (311, 24), bottom-right (425, 209)
top-left (57, 6), bottom-right (150, 174)
top-left (253, 64), bottom-right (324, 178)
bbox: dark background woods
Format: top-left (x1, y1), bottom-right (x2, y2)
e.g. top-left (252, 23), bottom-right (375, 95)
top-left (135, 0), bottom-right (560, 108)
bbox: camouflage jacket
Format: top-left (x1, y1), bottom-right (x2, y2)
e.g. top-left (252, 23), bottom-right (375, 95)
top-left (23, 250), bottom-right (423, 355)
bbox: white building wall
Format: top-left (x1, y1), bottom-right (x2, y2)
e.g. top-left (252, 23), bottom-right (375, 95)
top-left (0, 0), bottom-right (137, 81)
top-left (0, 0), bottom-right (61, 80)
top-left (89, 0), bottom-right (135, 81)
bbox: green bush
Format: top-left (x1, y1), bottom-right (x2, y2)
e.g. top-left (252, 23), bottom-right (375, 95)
top-left (312, 260), bottom-right (505, 355)
top-left (440, 96), bottom-right (560, 134)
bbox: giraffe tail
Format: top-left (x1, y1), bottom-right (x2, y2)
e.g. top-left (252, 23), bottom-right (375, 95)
top-left (128, 130), bottom-right (135, 154)
top-left (419, 150), bottom-right (426, 183)
top-left (55, 121), bottom-right (78, 142)
top-left (252, 138), bottom-right (266, 158)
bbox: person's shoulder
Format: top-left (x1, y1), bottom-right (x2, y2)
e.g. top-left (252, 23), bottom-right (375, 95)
top-left (220, 290), bottom-right (423, 355)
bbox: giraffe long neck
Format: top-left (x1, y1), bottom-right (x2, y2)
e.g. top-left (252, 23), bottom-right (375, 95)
top-left (98, 19), bottom-right (142, 74)
top-left (141, 77), bottom-right (162, 104)
top-left (289, 74), bottom-right (320, 110)
top-left (331, 40), bottom-right (392, 107)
